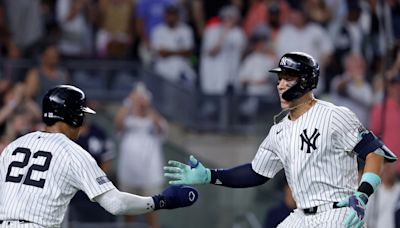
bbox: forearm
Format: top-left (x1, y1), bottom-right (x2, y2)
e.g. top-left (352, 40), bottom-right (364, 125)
top-left (95, 189), bottom-right (154, 215)
top-left (210, 163), bottom-right (269, 188)
top-left (363, 153), bottom-right (384, 176)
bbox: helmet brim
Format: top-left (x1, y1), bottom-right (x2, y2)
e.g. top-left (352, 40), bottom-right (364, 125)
top-left (82, 107), bottom-right (96, 114)
top-left (269, 67), bottom-right (282, 73)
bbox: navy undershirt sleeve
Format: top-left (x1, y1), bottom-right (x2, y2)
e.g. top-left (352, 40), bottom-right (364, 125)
top-left (210, 163), bottom-right (270, 188)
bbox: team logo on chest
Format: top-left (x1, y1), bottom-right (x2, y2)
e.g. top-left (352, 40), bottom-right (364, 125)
top-left (300, 128), bottom-right (320, 153)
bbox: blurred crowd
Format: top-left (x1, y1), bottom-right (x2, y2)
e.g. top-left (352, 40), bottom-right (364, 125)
top-left (0, 0), bottom-right (400, 227)
top-left (0, 0), bottom-right (399, 118)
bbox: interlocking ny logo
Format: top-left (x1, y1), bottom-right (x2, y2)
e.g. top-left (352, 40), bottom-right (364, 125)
top-left (300, 128), bottom-right (320, 153)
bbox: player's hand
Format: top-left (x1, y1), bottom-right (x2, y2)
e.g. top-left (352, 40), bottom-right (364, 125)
top-left (164, 155), bottom-right (211, 185)
top-left (337, 191), bottom-right (368, 228)
top-left (152, 185), bottom-right (198, 210)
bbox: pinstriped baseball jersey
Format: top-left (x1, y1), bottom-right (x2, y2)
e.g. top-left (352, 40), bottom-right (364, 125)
top-left (252, 99), bottom-right (364, 209)
top-left (0, 131), bottom-right (116, 227)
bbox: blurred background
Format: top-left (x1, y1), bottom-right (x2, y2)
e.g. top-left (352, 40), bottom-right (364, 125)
top-left (0, 0), bottom-right (400, 227)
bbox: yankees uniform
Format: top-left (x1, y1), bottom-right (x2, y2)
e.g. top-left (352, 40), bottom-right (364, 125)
top-left (252, 99), bottom-right (361, 227)
top-left (0, 131), bottom-right (115, 227)
top-left (0, 85), bottom-right (199, 228)
top-left (164, 52), bottom-right (396, 228)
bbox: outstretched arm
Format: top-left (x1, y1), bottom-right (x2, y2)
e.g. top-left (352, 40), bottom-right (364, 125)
top-left (164, 156), bottom-right (269, 188)
top-left (95, 189), bottom-right (154, 215)
top-left (95, 185), bottom-right (198, 215)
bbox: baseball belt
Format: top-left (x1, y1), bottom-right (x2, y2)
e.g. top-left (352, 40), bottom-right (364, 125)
top-left (302, 202), bottom-right (340, 215)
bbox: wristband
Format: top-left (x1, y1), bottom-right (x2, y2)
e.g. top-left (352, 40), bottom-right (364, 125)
top-left (358, 172), bottom-right (381, 197)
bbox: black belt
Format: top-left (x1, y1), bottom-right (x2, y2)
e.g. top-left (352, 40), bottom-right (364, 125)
top-left (0, 220), bottom-right (31, 224)
top-left (302, 202), bottom-right (340, 215)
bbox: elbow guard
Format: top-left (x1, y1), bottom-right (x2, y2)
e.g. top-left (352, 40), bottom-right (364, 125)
top-left (353, 131), bottom-right (397, 162)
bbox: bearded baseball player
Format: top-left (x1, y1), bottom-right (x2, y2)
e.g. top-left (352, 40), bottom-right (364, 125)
top-left (164, 52), bottom-right (397, 228)
top-left (0, 85), bottom-right (198, 228)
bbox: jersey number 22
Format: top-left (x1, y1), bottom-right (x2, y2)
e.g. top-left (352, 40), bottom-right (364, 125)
top-left (5, 147), bottom-right (53, 188)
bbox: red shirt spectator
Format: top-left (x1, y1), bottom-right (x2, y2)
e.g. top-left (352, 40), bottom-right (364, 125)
top-left (369, 75), bottom-right (400, 172)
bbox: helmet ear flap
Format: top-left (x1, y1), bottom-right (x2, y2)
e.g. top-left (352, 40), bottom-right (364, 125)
top-left (299, 77), bottom-right (307, 89)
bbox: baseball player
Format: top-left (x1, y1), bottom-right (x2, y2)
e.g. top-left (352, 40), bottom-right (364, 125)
top-left (164, 52), bottom-right (397, 228)
top-left (0, 85), bottom-right (198, 228)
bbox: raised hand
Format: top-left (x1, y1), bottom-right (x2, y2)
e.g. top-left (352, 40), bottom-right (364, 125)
top-left (164, 155), bottom-right (211, 185)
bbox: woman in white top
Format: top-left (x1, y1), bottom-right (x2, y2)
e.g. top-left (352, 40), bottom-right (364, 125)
top-left (114, 83), bottom-right (168, 227)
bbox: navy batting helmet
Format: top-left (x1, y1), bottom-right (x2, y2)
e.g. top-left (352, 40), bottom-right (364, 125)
top-left (42, 85), bottom-right (95, 128)
top-left (269, 52), bottom-right (320, 101)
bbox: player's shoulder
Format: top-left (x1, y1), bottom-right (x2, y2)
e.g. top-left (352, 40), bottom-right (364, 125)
top-left (315, 99), bottom-right (353, 114)
top-left (323, 100), bottom-right (356, 115)
top-left (317, 99), bottom-right (359, 124)
top-left (5, 131), bottom-right (40, 149)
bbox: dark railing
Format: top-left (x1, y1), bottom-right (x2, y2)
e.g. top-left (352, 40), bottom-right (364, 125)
top-left (1, 58), bottom-right (280, 133)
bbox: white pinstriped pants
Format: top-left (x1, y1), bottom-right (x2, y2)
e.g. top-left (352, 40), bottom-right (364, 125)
top-left (277, 207), bottom-right (367, 228)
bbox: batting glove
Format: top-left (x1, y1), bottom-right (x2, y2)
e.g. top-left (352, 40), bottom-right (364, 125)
top-left (152, 185), bottom-right (198, 210)
top-left (337, 191), bottom-right (368, 228)
top-left (164, 155), bottom-right (211, 185)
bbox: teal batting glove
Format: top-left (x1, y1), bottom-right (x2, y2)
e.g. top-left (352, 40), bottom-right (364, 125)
top-left (337, 191), bottom-right (368, 228)
top-left (164, 155), bottom-right (211, 185)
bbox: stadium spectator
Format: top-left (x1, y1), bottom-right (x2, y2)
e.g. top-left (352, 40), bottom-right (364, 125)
top-left (69, 119), bottom-right (117, 225)
top-left (136, 0), bottom-right (177, 64)
top-left (0, 82), bottom-right (41, 145)
top-left (199, 5), bottom-right (246, 117)
top-left (250, 1), bottom-right (288, 55)
top-left (242, 0), bottom-right (267, 37)
top-left (95, 0), bottom-right (134, 58)
top-left (303, 0), bottom-right (332, 27)
top-left (151, 4), bottom-right (196, 85)
top-left (114, 83), bottom-right (168, 228)
top-left (369, 74), bottom-right (400, 173)
top-left (330, 53), bottom-right (373, 127)
top-left (56, 0), bottom-right (95, 58)
top-left (365, 163), bottom-right (400, 228)
top-left (0, 3), bottom-right (19, 59)
top-left (24, 43), bottom-right (69, 104)
top-left (0, 81), bottom-right (23, 137)
top-left (3, 0), bottom-right (43, 58)
top-left (189, 0), bottom-right (244, 44)
top-left (275, 3), bottom-right (333, 95)
top-left (238, 32), bottom-right (277, 119)
top-left (328, 1), bottom-right (365, 78)
top-left (359, 0), bottom-right (395, 75)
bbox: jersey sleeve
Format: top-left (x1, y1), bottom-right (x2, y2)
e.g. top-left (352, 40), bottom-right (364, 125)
top-left (251, 129), bottom-right (283, 178)
top-left (68, 143), bottom-right (116, 200)
top-left (331, 106), bottom-right (365, 153)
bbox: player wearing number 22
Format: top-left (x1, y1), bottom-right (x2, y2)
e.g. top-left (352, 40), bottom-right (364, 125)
top-left (165, 52), bottom-right (397, 228)
top-left (0, 85), bottom-right (198, 228)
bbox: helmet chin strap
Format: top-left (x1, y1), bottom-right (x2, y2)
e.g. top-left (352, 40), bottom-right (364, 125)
top-left (273, 97), bottom-right (315, 124)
